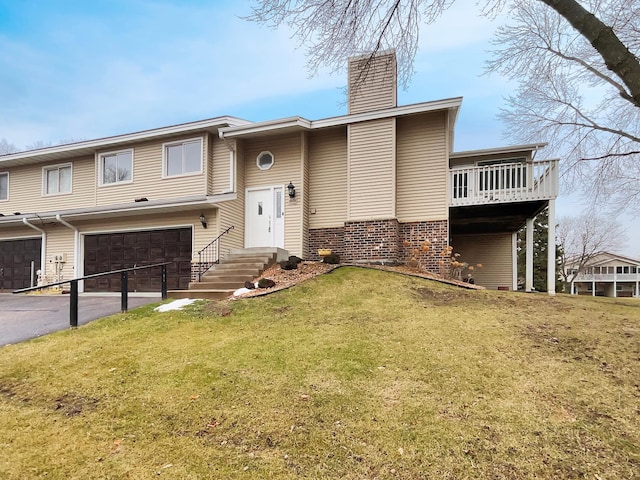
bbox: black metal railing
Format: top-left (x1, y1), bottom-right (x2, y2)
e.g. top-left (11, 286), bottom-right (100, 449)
top-left (13, 262), bottom-right (171, 328)
top-left (196, 225), bottom-right (234, 282)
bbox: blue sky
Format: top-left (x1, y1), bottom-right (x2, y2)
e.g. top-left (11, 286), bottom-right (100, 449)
top-left (0, 0), bottom-right (637, 256)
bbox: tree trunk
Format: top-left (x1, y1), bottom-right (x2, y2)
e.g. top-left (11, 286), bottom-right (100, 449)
top-left (539, 0), bottom-right (640, 107)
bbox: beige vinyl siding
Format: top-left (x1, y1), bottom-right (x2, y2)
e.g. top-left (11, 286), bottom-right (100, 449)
top-left (348, 119), bottom-right (395, 221)
top-left (301, 132), bottom-right (310, 257)
top-left (0, 226), bottom-right (41, 241)
top-left (396, 112), bottom-right (448, 222)
top-left (2, 156), bottom-right (95, 214)
top-left (309, 127), bottom-right (348, 229)
top-left (452, 233), bottom-right (513, 290)
top-left (244, 134), bottom-right (303, 257)
top-left (96, 135), bottom-right (207, 206)
top-left (219, 140), bottom-right (245, 257)
top-left (42, 224), bottom-right (76, 283)
top-left (211, 135), bottom-right (232, 195)
top-left (348, 53), bottom-right (397, 114)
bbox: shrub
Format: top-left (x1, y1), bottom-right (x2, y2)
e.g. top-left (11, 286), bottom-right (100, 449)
top-left (323, 253), bottom-right (340, 264)
top-left (258, 278), bottom-right (276, 288)
top-left (280, 260), bottom-right (298, 270)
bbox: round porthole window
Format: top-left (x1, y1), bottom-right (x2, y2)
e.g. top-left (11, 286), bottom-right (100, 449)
top-left (257, 151), bottom-right (274, 170)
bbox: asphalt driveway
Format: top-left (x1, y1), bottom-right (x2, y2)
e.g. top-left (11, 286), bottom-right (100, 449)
top-left (0, 293), bottom-right (161, 346)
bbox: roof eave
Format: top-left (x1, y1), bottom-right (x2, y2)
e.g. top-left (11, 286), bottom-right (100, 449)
top-left (0, 193), bottom-right (237, 226)
top-left (0, 116), bottom-right (251, 167)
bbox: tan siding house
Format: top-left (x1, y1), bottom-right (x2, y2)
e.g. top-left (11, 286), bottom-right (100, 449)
top-left (0, 50), bottom-right (558, 294)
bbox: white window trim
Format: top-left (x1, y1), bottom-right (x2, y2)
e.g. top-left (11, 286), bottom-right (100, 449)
top-left (162, 137), bottom-right (204, 178)
top-left (256, 151), bottom-right (275, 171)
top-left (0, 172), bottom-right (8, 202)
top-left (42, 163), bottom-right (73, 196)
top-left (98, 149), bottom-right (134, 187)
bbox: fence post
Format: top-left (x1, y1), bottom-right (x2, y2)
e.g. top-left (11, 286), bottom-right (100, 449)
top-left (121, 271), bottom-right (128, 313)
top-left (161, 264), bottom-right (168, 300)
top-left (70, 280), bottom-right (78, 328)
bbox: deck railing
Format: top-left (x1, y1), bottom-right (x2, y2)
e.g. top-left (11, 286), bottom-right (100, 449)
top-left (450, 159), bottom-right (559, 206)
top-left (574, 273), bottom-right (640, 282)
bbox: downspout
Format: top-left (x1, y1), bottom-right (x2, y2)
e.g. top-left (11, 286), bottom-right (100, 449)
top-left (56, 214), bottom-right (80, 289)
top-left (22, 217), bottom-right (47, 284)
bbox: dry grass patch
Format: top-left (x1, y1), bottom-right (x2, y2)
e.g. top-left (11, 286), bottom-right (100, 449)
top-left (0, 267), bottom-right (639, 479)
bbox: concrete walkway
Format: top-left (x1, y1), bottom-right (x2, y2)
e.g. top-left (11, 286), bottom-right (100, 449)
top-left (0, 293), bottom-right (161, 346)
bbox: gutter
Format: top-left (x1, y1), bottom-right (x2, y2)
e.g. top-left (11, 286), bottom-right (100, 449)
top-left (22, 217), bottom-right (47, 282)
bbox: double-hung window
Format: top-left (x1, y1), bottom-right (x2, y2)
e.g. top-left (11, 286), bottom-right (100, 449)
top-left (100, 150), bottom-right (133, 185)
top-left (43, 164), bottom-right (72, 195)
top-left (163, 138), bottom-right (202, 177)
top-left (0, 172), bottom-right (8, 201)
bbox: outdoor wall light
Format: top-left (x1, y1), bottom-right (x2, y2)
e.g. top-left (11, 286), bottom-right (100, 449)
top-left (287, 182), bottom-right (296, 198)
top-left (199, 212), bottom-right (207, 229)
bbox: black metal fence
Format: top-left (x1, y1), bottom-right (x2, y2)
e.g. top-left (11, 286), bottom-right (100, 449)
top-left (13, 262), bottom-right (171, 328)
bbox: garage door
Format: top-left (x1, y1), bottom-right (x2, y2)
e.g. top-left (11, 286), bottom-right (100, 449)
top-left (83, 228), bottom-right (192, 292)
top-left (0, 238), bottom-right (42, 290)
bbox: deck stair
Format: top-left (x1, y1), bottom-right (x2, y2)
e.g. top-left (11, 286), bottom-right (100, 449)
top-left (168, 247), bottom-right (288, 300)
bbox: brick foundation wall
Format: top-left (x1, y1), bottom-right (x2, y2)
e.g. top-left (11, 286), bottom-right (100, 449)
top-left (309, 219), bottom-right (450, 274)
top-left (308, 227), bottom-right (345, 261)
top-left (344, 219), bottom-right (400, 263)
top-left (399, 220), bottom-right (450, 275)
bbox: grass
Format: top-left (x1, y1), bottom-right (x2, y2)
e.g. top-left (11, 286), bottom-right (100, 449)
top-left (0, 266), bottom-right (639, 479)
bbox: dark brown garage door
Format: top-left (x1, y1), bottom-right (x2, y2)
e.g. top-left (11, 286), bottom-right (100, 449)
top-left (0, 238), bottom-right (42, 290)
top-left (83, 228), bottom-right (192, 292)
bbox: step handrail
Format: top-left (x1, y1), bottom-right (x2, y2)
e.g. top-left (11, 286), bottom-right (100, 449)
top-left (196, 225), bottom-right (235, 282)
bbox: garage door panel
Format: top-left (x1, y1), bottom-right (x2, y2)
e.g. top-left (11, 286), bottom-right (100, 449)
top-left (84, 227), bottom-right (192, 292)
top-left (0, 238), bottom-right (42, 290)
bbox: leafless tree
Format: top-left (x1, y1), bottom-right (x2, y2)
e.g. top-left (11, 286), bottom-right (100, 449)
top-left (557, 212), bottom-right (628, 286)
top-left (0, 138), bottom-right (19, 155)
top-left (246, 0), bottom-right (640, 208)
top-left (490, 0), bottom-right (640, 211)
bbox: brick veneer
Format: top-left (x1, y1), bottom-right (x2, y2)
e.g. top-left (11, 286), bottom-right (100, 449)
top-left (308, 226), bottom-right (345, 261)
top-left (344, 219), bottom-right (400, 263)
top-left (399, 220), bottom-right (450, 275)
top-left (309, 219), bottom-right (449, 274)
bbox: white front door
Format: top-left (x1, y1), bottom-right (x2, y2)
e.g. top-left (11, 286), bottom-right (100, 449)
top-left (246, 187), bottom-right (285, 248)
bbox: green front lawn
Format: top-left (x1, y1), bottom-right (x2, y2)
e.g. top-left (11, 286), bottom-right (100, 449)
top-left (1, 267), bottom-right (638, 479)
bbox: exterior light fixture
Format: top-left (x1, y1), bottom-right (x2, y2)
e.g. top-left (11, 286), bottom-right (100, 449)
top-left (199, 212), bottom-right (207, 229)
top-left (287, 182), bottom-right (296, 198)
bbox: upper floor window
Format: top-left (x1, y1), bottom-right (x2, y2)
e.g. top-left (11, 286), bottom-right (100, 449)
top-left (257, 151), bottom-right (274, 170)
top-left (0, 172), bottom-right (8, 201)
top-left (43, 164), bottom-right (72, 195)
top-left (163, 138), bottom-right (202, 177)
top-left (100, 150), bottom-right (133, 185)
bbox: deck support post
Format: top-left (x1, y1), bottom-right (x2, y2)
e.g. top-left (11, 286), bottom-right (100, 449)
top-left (546, 200), bottom-right (556, 296)
top-left (525, 217), bottom-right (534, 292)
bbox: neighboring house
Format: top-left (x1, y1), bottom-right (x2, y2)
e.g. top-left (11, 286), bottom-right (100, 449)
top-left (567, 252), bottom-right (640, 298)
top-left (0, 51), bottom-right (559, 294)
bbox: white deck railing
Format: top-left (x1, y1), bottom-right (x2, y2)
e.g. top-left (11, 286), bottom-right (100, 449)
top-left (450, 159), bottom-right (559, 206)
top-left (575, 273), bottom-right (640, 282)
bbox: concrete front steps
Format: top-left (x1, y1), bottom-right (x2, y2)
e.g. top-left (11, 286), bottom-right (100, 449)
top-left (168, 247), bottom-right (289, 300)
